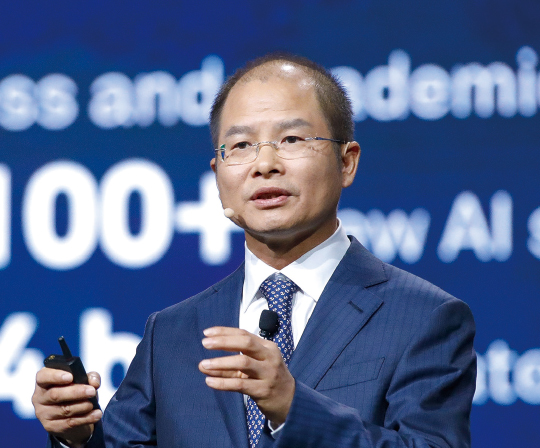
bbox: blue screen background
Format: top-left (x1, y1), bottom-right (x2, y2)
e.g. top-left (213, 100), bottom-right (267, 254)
top-left (1, 1), bottom-right (539, 446)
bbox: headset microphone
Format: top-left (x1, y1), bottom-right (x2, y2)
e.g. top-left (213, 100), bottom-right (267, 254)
top-left (223, 208), bottom-right (235, 218)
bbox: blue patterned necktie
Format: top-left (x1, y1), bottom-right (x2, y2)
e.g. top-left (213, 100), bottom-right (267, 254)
top-left (246, 273), bottom-right (298, 448)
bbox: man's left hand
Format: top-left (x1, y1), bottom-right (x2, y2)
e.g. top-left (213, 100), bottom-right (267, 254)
top-left (198, 326), bottom-right (295, 427)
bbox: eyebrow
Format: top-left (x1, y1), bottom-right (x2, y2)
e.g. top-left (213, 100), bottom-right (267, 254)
top-left (224, 125), bottom-right (254, 139)
top-left (223, 118), bottom-right (313, 139)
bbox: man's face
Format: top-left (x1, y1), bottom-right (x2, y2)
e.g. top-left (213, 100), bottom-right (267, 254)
top-left (211, 65), bottom-right (357, 246)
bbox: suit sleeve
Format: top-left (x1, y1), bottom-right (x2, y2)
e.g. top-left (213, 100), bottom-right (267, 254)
top-left (44, 312), bottom-right (158, 448)
top-left (99, 312), bottom-right (159, 448)
top-left (274, 298), bottom-right (476, 448)
top-left (46, 423), bottom-right (104, 448)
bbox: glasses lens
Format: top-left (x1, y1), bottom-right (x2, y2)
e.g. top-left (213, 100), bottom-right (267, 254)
top-left (225, 144), bottom-right (257, 165)
top-left (277, 137), bottom-right (312, 160)
top-left (220, 137), bottom-right (327, 165)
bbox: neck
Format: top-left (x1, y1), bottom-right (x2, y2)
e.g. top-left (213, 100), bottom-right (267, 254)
top-left (244, 218), bottom-right (338, 270)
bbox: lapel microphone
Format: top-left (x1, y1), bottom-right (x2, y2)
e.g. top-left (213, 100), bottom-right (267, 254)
top-left (259, 310), bottom-right (279, 340)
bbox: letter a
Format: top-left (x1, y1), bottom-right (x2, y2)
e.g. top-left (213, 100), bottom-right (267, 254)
top-left (437, 191), bottom-right (493, 262)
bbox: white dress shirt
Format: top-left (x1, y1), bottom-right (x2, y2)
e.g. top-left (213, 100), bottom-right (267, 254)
top-left (239, 221), bottom-right (350, 435)
top-left (240, 221), bottom-right (351, 345)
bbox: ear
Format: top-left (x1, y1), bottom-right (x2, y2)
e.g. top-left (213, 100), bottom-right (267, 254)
top-left (341, 141), bottom-right (361, 188)
top-left (210, 158), bottom-right (222, 202)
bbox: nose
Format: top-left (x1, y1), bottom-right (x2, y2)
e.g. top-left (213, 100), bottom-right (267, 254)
top-left (252, 142), bottom-right (283, 176)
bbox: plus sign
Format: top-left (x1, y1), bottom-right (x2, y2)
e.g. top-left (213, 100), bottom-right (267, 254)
top-left (175, 171), bottom-right (243, 265)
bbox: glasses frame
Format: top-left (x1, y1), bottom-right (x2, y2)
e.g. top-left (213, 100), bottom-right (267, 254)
top-left (214, 136), bottom-right (347, 165)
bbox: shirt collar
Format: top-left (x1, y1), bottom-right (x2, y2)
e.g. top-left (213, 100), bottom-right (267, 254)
top-left (242, 221), bottom-right (350, 313)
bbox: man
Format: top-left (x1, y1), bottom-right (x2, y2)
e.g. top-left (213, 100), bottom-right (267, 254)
top-left (33, 54), bottom-right (476, 448)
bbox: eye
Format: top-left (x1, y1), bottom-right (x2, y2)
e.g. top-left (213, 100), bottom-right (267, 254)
top-left (281, 136), bottom-right (305, 145)
top-left (231, 141), bottom-right (252, 150)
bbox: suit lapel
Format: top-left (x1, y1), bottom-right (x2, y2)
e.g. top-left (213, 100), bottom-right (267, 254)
top-left (196, 264), bottom-right (249, 448)
top-left (193, 239), bottom-right (386, 446)
top-left (289, 239), bottom-right (387, 389)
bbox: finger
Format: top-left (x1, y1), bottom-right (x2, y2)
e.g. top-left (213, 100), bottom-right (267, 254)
top-left (204, 376), bottom-right (271, 401)
top-left (43, 384), bottom-right (97, 406)
top-left (88, 372), bottom-right (101, 389)
top-left (202, 334), bottom-right (272, 360)
top-left (36, 368), bottom-right (73, 388)
top-left (43, 410), bottom-right (102, 434)
top-left (42, 399), bottom-right (98, 421)
top-left (200, 369), bottom-right (249, 379)
top-left (203, 326), bottom-right (249, 337)
top-left (199, 355), bottom-right (262, 378)
top-left (205, 376), bottom-right (260, 395)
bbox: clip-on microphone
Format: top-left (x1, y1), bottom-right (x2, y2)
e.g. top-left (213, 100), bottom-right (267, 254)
top-left (259, 310), bottom-right (279, 340)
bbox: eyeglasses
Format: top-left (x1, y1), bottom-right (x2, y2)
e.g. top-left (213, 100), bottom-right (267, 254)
top-left (214, 136), bottom-right (346, 166)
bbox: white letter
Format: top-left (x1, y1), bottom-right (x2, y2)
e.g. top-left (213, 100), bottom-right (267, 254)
top-left (339, 207), bottom-right (430, 264)
top-left (133, 71), bottom-right (178, 127)
top-left (490, 190), bottom-right (512, 261)
top-left (538, 71), bottom-right (540, 109)
top-left (364, 50), bottom-right (410, 121)
top-left (176, 171), bottom-right (242, 265)
top-left (0, 313), bottom-right (44, 418)
top-left (513, 349), bottom-right (540, 404)
top-left (36, 74), bottom-right (79, 130)
top-left (178, 55), bottom-right (224, 126)
top-left (0, 165), bottom-right (10, 269)
top-left (473, 353), bottom-right (488, 405)
top-left (489, 63), bottom-right (518, 117)
top-left (81, 308), bottom-right (141, 408)
top-left (527, 207), bottom-right (540, 259)
top-left (438, 191), bottom-right (492, 262)
top-left (100, 159), bottom-right (174, 268)
top-left (22, 161), bottom-right (99, 270)
top-left (486, 339), bottom-right (517, 405)
top-left (331, 66), bottom-right (367, 121)
top-left (0, 75), bottom-right (38, 131)
top-left (451, 62), bottom-right (517, 118)
top-left (389, 208), bottom-right (431, 264)
top-left (88, 73), bottom-right (134, 129)
top-left (409, 64), bottom-right (451, 120)
top-left (338, 208), bottom-right (369, 247)
top-left (516, 46), bottom-right (538, 117)
top-left (365, 209), bottom-right (397, 261)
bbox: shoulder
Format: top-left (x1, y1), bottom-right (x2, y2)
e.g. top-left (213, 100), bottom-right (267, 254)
top-left (345, 237), bottom-right (471, 316)
top-left (383, 262), bottom-right (455, 304)
top-left (342, 240), bottom-right (475, 371)
top-left (153, 263), bottom-right (245, 323)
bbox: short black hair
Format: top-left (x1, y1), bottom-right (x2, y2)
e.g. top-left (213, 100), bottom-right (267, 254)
top-left (209, 52), bottom-right (354, 149)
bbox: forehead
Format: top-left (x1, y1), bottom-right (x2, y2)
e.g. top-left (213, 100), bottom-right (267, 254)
top-left (219, 64), bottom-right (328, 137)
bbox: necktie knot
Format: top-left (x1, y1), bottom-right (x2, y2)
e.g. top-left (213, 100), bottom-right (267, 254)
top-left (259, 273), bottom-right (298, 321)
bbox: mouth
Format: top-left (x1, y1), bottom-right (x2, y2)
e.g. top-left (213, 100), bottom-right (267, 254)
top-left (250, 187), bottom-right (292, 207)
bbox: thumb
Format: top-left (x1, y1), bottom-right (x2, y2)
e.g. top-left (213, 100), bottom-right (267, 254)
top-left (88, 371), bottom-right (101, 389)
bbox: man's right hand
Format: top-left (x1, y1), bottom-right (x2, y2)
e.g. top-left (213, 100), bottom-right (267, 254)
top-left (32, 368), bottom-right (102, 448)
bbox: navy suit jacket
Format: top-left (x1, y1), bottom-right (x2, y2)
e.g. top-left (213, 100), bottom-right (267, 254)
top-left (49, 238), bottom-right (476, 448)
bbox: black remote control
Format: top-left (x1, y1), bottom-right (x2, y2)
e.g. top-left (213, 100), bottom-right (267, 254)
top-left (44, 337), bottom-right (100, 410)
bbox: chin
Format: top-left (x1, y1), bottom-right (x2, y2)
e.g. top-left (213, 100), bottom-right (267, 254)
top-left (249, 223), bottom-right (293, 235)
top-left (247, 215), bottom-right (313, 240)
top-left (244, 217), bottom-right (294, 235)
